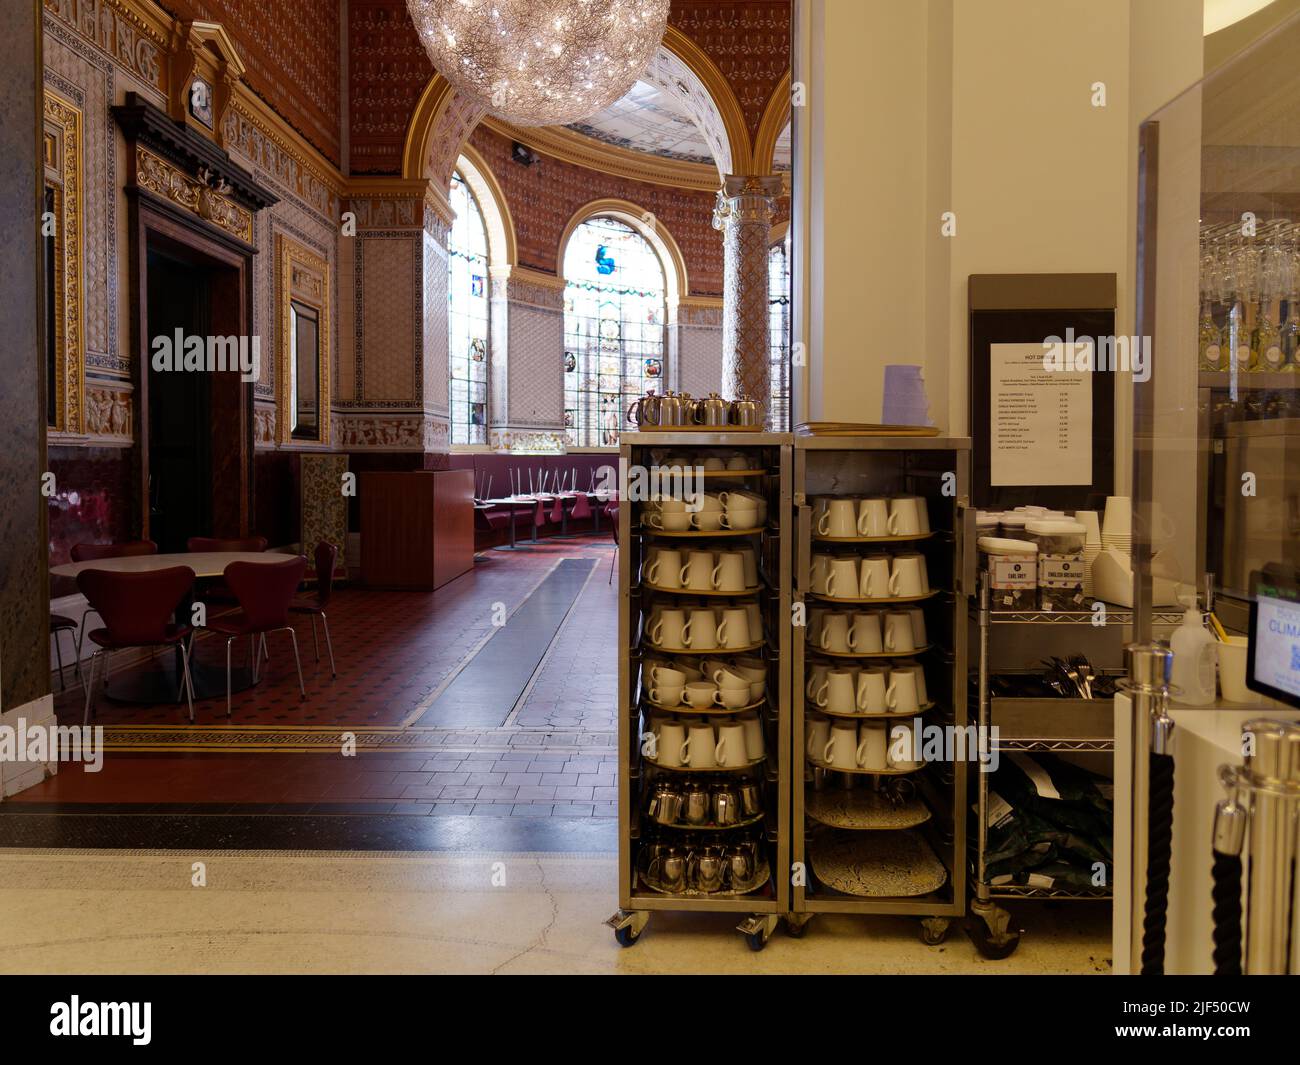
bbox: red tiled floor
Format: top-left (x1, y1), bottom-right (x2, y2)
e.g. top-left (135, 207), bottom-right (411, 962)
top-left (21, 538), bottom-right (619, 811)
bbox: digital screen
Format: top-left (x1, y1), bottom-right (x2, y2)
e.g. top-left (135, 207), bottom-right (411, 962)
top-left (1250, 592), bottom-right (1300, 708)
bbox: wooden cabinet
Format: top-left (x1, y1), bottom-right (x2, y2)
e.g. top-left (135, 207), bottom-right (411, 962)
top-left (359, 470), bottom-right (474, 590)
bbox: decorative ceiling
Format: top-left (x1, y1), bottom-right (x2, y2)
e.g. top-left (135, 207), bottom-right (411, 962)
top-left (773, 121), bottom-right (790, 171)
top-left (567, 80), bottom-right (715, 166)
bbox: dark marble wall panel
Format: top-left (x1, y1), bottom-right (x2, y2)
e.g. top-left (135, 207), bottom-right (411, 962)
top-left (254, 449), bottom-right (301, 548)
top-left (0, 2), bottom-right (48, 708)
top-left (47, 447), bottom-right (136, 569)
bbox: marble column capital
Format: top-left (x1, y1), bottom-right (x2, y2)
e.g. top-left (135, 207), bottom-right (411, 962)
top-left (713, 174), bottom-right (784, 231)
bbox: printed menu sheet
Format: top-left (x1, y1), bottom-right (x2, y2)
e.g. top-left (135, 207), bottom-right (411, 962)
top-left (989, 341), bottom-right (1092, 487)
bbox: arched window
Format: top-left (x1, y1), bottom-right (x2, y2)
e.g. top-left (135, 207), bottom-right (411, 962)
top-left (447, 170), bottom-right (489, 445)
top-left (768, 235), bottom-right (791, 432)
top-left (563, 217), bottom-right (667, 447)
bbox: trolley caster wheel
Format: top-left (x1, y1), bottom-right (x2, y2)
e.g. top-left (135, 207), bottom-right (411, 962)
top-left (783, 914), bottom-right (813, 939)
top-left (737, 914), bottom-right (778, 951)
top-left (605, 909), bottom-right (648, 948)
top-left (965, 904), bottom-right (1021, 960)
top-left (919, 916), bottom-right (951, 946)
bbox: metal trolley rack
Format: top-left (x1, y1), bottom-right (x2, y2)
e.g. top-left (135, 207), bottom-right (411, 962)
top-left (787, 435), bottom-right (973, 944)
top-left (608, 431), bottom-right (792, 951)
top-left (968, 579), bottom-right (1184, 958)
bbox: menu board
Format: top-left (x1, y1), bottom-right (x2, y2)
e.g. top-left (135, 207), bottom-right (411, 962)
top-left (989, 342), bottom-right (1093, 487)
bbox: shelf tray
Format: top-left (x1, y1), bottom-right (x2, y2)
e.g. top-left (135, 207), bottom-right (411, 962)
top-left (812, 531), bottom-right (935, 544)
top-left (809, 829), bottom-right (948, 897)
top-left (805, 790), bottom-right (931, 831)
top-left (808, 590), bottom-right (939, 605)
top-left (807, 643), bottom-right (932, 659)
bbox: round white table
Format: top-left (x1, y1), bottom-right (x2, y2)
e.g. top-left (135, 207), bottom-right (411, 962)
top-left (51, 551), bottom-right (301, 703)
top-left (50, 550), bottom-right (294, 579)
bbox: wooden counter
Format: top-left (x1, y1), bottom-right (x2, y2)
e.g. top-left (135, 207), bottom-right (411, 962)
top-left (359, 470), bottom-right (474, 590)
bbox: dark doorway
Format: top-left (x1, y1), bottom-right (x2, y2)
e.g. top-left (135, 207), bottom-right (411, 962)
top-left (146, 249), bottom-right (213, 552)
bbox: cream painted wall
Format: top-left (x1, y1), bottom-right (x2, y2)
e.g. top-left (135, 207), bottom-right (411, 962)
top-left (798, 0), bottom-right (1203, 447)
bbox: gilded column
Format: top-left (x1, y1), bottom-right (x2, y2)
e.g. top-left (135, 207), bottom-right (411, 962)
top-left (713, 175), bottom-right (782, 419)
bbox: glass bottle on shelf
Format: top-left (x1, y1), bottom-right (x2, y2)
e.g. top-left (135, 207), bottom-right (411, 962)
top-left (1228, 297), bottom-right (1256, 371)
top-left (1279, 294), bottom-right (1299, 372)
top-left (1198, 298), bottom-right (1223, 372)
top-left (1255, 299), bottom-right (1284, 372)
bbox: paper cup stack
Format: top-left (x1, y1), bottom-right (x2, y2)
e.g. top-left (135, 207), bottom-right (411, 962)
top-left (1101, 496), bottom-right (1132, 557)
top-left (1074, 510), bottom-right (1102, 597)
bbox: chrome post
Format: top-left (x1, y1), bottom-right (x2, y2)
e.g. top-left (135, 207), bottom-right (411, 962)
top-left (976, 574), bottom-right (990, 904)
top-left (1121, 642), bottom-right (1173, 975)
top-left (1241, 719), bottom-right (1300, 974)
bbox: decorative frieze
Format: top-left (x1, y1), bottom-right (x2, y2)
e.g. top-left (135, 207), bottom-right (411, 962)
top-left (43, 0), bottom-right (167, 95)
top-left (85, 383), bottom-right (132, 442)
top-left (135, 144), bottom-right (254, 242)
top-left (334, 413), bottom-right (448, 453)
top-left (222, 102), bottom-right (339, 219)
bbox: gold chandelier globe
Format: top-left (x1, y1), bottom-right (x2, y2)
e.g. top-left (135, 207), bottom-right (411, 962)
top-left (406, 0), bottom-right (671, 127)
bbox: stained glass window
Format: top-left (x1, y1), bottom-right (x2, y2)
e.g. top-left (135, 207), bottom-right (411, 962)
top-left (768, 237), bottom-right (792, 432)
top-left (563, 216), bottom-right (666, 447)
top-left (448, 171), bottom-right (489, 445)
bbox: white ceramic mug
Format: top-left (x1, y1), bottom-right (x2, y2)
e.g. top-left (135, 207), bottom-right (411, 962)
top-left (858, 721), bottom-right (889, 770)
top-left (906, 607), bottom-right (928, 648)
top-left (738, 547), bottom-right (759, 587)
top-left (885, 667), bottom-right (920, 714)
top-left (858, 555), bottom-right (894, 599)
top-left (740, 713), bottom-right (765, 760)
top-left (682, 609), bottom-right (719, 651)
top-left (887, 496), bottom-right (923, 537)
top-left (690, 510), bottom-right (723, 532)
top-left (856, 667), bottom-right (889, 714)
top-left (883, 611), bottom-right (916, 653)
top-left (656, 720), bottom-right (687, 767)
top-left (819, 612), bottom-right (852, 653)
top-left (682, 681), bottom-right (719, 709)
top-left (827, 558), bottom-right (860, 600)
top-left (717, 608), bottom-right (751, 649)
top-left (848, 611), bottom-right (883, 653)
top-left (888, 721), bottom-right (922, 769)
top-left (819, 498), bottom-right (858, 538)
top-left (715, 551), bottom-right (747, 592)
top-left (825, 722), bottom-right (865, 769)
top-left (720, 508), bottom-right (759, 531)
top-left (811, 554), bottom-right (832, 595)
top-left (716, 723), bottom-right (749, 766)
top-left (732, 661), bottom-right (766, 702)
top-left (858, 498), bottom-right (890, 538)
top-left (824, 669), bottom-right (858, 714)
top-left (890, 554), bottom-right (927, 598)
top-left (743, 602), bottom-right (763, 642)
top-left (806, 716), bottom-right (831, 761)
top-left (681, 550), bottom-right (718, 592)
top-left (681, 723), bottom-right (718, 768)
top-left (645, 548), bottom-right (683, 588)
top-left (649, 608), bottom-right (686, 648)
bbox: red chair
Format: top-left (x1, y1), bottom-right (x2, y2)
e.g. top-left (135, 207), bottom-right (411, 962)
top-left (49, 614), bottom-right (81, 692)
top-left (569, 491), bottom-right (593, 531)
top-left (204, 556), bottom-right (307, 716)
top-left (186, 536), bottom-right (268, 605)
top-left (532, 499), bottom-right (549, 542)
top-left (69, 540), bottom-right (159, 656)
top-left (606, 501), bottom-right (620, 584)
top-left (76, 566), bottom-right (196, 724)
top-left (289, 542), bottom-right (338, 678)
top-left (549, 494), bottom-right (566, 529)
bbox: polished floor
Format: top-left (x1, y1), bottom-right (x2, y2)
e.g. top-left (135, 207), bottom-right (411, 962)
top-left (18, 537), bottom-right (617, 817)
top-left (0, 848), bottom-right (1112, 974)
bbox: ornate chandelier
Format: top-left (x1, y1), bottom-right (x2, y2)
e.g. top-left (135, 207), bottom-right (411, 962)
top-left (406, 0), bottom-right (671, 127)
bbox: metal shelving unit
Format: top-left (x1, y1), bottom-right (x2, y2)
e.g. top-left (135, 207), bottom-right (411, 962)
top-left (787, 435), bottom-right (973, 945)
top-left (608, 431), bottom-right (792, 951)
top-left (968, 579), bottom-right (1183, 957)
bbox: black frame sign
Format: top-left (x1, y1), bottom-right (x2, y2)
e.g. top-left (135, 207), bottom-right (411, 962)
top-left (968, 274), bottom-right (1117, 512)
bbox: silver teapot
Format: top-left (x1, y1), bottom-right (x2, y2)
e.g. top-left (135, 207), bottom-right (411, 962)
top-left (711, 785), bottom-right (740, 826)
top-left (627, 389), bottom-right (669, 427)
top-left (729, 396), bottom-right (764, 427)
top-left (692, 391), bottom-right (730, 427)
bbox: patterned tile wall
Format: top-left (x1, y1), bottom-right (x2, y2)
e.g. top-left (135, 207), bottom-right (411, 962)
top-left (357, 234), bottom-right (419, 402)
top-left (507, 301), bottom-right (565, 427)
top-left (676, 322), bottom-right (725, 397)
top-left (423, 230), bottom-right (449, 415)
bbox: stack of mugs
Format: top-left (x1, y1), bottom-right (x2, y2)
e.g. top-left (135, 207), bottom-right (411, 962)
top-left (645, 713), bottom-right (766, 769)
top-left (806, 716), bottom-right (923, 772)
top-left (642, 545), bottom-right (758, 592)
top-left (810, 551), bottom-right (930, 600)
top-left (805, 661), bottom-right (929, 716)
top-left (644, 603), bottom-right (762, 652)
top-left (1101, 495), bottom-right (1131, 555)
top-left (812, 495), bottom-right (929, 539)
top-left (807, 605), bottom-right (927, 655)
top-left (650, 450), bottom-right (755, 473)
top-left (641, 491), bottom-right (766, 532)
top-left (642, 657), bottom-right (766, 709)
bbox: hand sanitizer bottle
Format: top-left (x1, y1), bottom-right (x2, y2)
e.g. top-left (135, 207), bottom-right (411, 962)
top-left (1170, 595), bottom-right (1217, 705)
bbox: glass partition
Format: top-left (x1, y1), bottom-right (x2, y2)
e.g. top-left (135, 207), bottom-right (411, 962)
top-left (1135, 16), bottom-right (1300, 710)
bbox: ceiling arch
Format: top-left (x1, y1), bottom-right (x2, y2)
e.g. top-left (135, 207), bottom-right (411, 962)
top-left (454, 143), bottom-right (517, 272)
top-left (402, 24), bottom-right (753, 190)
top-left (754, 72), bottom-right (791, 176)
